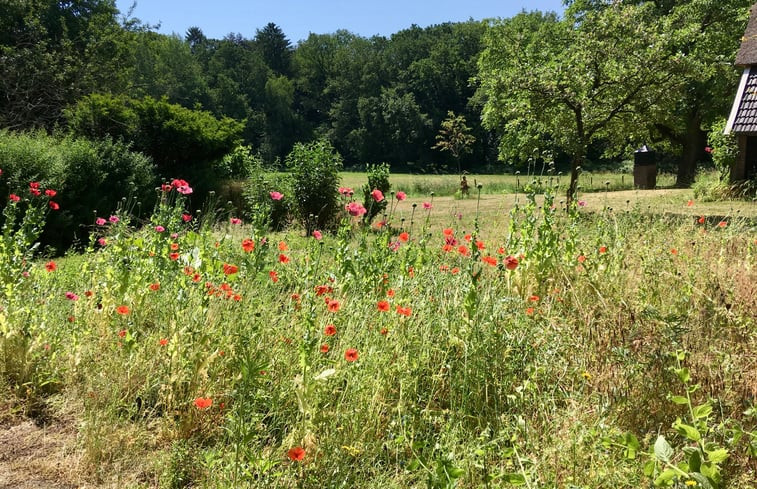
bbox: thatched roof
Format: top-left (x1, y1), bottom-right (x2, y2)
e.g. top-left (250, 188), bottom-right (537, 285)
top-left (736, 3), bottom-right (757, 66)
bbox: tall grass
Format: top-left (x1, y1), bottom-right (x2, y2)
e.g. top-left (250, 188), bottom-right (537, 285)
top-left (1, 180), bottom-right (755, 488)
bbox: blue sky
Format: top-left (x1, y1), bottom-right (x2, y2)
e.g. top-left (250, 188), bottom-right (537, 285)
top-left (115, 0), bottom-right (566, 44)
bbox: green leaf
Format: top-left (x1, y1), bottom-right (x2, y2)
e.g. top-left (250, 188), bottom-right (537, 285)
top-left (654, 468), bottom-right (678, 486)
top-left (654, 435), bottom-right (674, 463)
top-left (675, 367), bottom-right (691, 384)
top-left (705, 448), bottom-right (728, 464)
top-left (670, 395), bottom-right (689, 405)
top-left (689, 473), bottom-right (713, 489)
top-left (692, 403), bottom-right (713, 420)
top-left (643, 460), bottom-right (656, 477)
top-left (687, 448), bottom-right (701, 473)
top-left (624, 433), bottom-right (640, 460)
top-left (501, 473), bottom-right (526, 485)
top-left (675, 422), bottom-right (701, 442)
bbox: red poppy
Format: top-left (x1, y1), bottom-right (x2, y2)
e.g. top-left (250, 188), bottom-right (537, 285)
top-left (278, 241), bottom-right (288, 251)
top-left (320, 344), bottom-right (330, 353)
top-left (577, 255), bottom-right (586, 263)
top-left (116, 305), bottom-right (130, 315)
top-left (324, 324), bottom-right (337, 336)
top-left (451, 267), bottom-right (460, 275)
top-left (399, 232), bottom-right (409, 242)
top-left (380, 327), bottom-right (389, 336)
top-left (269, 270), bottom-right (279, 283)
top-left (697, 216), bottom-right (705, 224)
top-left (599, 246), bottom-right (607, 254)
top-left (457, 245), bottom-right (469, 256)
top-left (182, 213), bottom-right (192, 222)
top-left (118, 329), bottom-right (127, 338)
top-left (475, 240), bottom-right (485, 250)
top-left (377, 300), bottom-right (390, 312)
top-left (149, 282), bottom-right (160, 291)
top-left (396, 305), bottom-right (412, 317)
top-left (526, 307), bottom-right (535, 316)
top-left (9, 194), bottom-right (20, 202)
top-left (497, 246), bottom-right (505, 255)
top-left (386, 289), bottom-right (395, 298)
top-left (169, 252), bottom-right (180, 261)
top-left (194, 397), bottom-right (212, 409)
top-left (48, 201), bottom-right (60, 210)
top-left (242, 238), bottom-right (255, 252)
top-left (718, 221), bottom-right (727, 228)
top-left (170, 243), bottom-right (179, 251)
top-left (45, 260), bottom-right (57, 272)
top-left (344, 348), bottom-right (359, 362)
top-left (45, 189), bottom-right (57, 197)
top-left (529, 295), bottom-right (540, 302)
top-left (442, 244), bottom-right (454, 253)
top-left (315, 285), bottom-right (332, 296)
top-left (687, 200), bottom-right (694, 207)
top-left (279, 254), bottom-right (290, 264)
top-left (482, 256), bottom-right (497, 266)
top-left (223, 263), bottom-right (238, 275)
top-left (159, 338), bottom-right (168, 346)
top-left (287, 446), bottom-right (306, 461)
top-left (464, 234), bottom-right (472, 242)
top-left (327, 300), bottom-right (340, 312)
top-left (371, 189), bottom-right (384, 202)
top-left (443, 228), bottom-right (454, 237)
top-left (504, 256), bottom-right (518, 270)
top-left (670, 248), bottom-right (678, 255)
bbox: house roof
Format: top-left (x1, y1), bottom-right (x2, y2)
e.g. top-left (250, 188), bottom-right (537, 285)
top-left (727, 67), bottom-right (757, 134)
top-left (735, 2), bottom-right (757, 66)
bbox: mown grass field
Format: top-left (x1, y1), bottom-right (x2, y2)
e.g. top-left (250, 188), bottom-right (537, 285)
top-left (339, 171), bottom-right (680, 197)
top-left (1, 177), bottom-right (756, 488)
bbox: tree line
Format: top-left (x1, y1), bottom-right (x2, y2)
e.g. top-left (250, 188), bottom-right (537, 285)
top-left (0, 0), bottom-right (752, 187)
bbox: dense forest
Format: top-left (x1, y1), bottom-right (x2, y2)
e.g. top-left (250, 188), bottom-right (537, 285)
top-left (0, 0), bottom-right (752, 180)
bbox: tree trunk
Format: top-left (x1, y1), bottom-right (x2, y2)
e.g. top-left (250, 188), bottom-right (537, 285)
top-left (567, 152), bottom-right (584, 205)
top-left (676, 114), bottom-right (707, 188)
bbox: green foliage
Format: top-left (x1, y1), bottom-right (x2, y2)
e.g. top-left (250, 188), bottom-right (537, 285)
top-left (0, 0), bottom-right (131, 129)
top-left (66, 94), bottom-right (243, 196)
top-left (285, 139), bottom-right (343, 235)
top-left (478, 5), bottom-right (681, 198)
top-left (216, 145), bottom-right (260, 180)
top-left (707, 118), bottom-right (737, 181)
top-left (0, 130), bottom-right (155, 250)
top-left (361, 163), bottom-right (392, 224)
top-left (432, 111), bottom-right (476, 175)
top-left (242, 166), bottom-right (293, 232)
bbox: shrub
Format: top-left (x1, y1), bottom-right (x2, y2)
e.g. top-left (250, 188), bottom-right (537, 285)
top-left (242, 166), bottom-right (292, 232)
top-left (216, 145), bottom-right (259, 180)
top-left (285, 139), bottom-right (342, 235)
top-left (0, 131), bottom-right (156, 251)
top-left (66, 94), bottom-right (243, 197)
top-left (361, 163), bottom-right (391, 225)
top-left (708, 118), bottom-right (738, 182)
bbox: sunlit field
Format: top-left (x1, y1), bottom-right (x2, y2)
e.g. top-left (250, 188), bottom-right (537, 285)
top-left (339, 171), bottom-right (680, 197)
top-left (1, 176), bottom-right (756, 488)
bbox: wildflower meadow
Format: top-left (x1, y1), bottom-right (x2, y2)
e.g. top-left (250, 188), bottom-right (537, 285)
top-left (1, 173), bottom-right (756, 488)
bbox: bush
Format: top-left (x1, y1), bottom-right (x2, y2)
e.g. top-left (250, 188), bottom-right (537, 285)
top-left (708, 118), bottom-right (738, 182)
top-left (0, 131), bottom-right (156, 251)
top-left (242, 166), bottom-right (292, 232)
top-left (285, 139), bottom-right (342, 235)
top-left (66, 94), bottom-right (243, 197)
top-left (216, 145), bottom-right (260, 180)
top-left (361, 163), bottom-right (391, 225)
